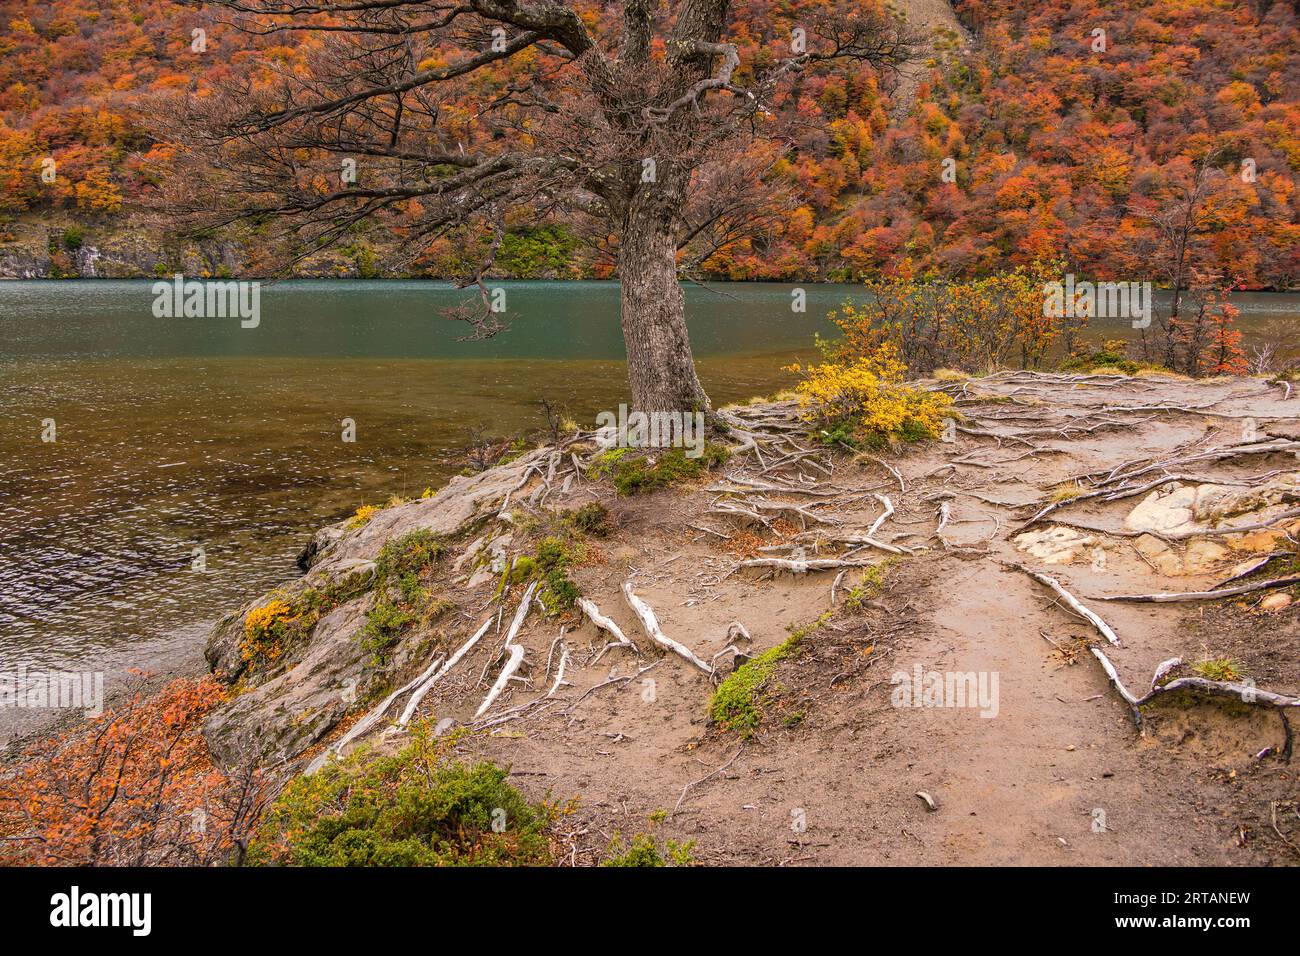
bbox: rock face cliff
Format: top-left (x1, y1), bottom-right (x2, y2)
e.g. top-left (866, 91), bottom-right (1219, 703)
top-left (0, 225), bottom-right (247, 279)
top-left (200, 450), bottom-right (550, 770)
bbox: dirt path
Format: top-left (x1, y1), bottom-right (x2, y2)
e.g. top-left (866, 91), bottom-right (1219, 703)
top-left (443, 373), bottom-right (1299, 865)
top-left (271, 371), bottom-right (1299, 865)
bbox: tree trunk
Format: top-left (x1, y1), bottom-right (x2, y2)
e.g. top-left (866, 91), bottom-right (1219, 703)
top-left (618, 184), bottom-right (711, 415)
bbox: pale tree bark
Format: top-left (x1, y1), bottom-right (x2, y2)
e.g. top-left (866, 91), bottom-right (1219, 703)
top-left (619, 171), bottom-right (710, 413)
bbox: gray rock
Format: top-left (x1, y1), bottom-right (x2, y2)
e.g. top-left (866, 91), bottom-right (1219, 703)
top-left (200, 448), bottom-right (550, 769)
top-left (203, 595), bottom-right (373, 770)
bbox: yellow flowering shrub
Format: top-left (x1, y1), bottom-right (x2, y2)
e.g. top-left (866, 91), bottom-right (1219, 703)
top-left (825, 260), bottom-right (1072, 375)
top-left (241, 598), bottom-right (299, 670)
top-left (786, 344), bottom-right (952, 449)
top-left (349, 504), bottom-right (380, 529)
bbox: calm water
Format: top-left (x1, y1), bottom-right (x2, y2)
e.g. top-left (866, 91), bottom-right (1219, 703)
top-left (1, 279), bottom-right (1297, 737)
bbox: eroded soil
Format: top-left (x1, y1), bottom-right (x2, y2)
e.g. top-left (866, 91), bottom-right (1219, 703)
top-left (309, 372), bottom-right (1300, 865)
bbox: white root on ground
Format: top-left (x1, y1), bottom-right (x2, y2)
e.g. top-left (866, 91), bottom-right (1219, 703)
top-left (724, 620), bottom-right (752, 644)
top-left (1090, 647), bottom-right (1300, 740)
top-left (708, 621), bottom-right (754, 677)
top-left (474, 640), bottom-right (574, 730)
top-left (475, 645), bottom-right (525, 719)
top-left (1093, 575), bottom-right (1300, 603)
top-left (823, 533), bottom-right (913, 556)
top-left (474, 581), bottom-right (537, 718)
top-left (741, 557), bottom-right (878, 572)
top-left (1013, 564), bottom-right (1121, 646)
top-left (562, 660), bottom-right (661, 714)
top-left (322, 653), bottom-right (447, 765)
top-left (934, 501), bottom-right (952, 543)
top-left (622, 581), bottom-right (715, 676)
top-left (397, 617), bottom-right (494, 728)
top-left (860, 454), bottom-right (905, 492)
top-left (579, 597), bottom-right (638, 661)
top-left (867, 493), bottom-right (894, 539)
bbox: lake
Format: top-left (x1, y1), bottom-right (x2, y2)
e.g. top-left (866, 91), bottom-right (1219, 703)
top-left (1, 279), bottom-right (1297, 741)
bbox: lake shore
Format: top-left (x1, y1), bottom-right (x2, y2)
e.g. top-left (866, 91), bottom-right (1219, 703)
top-left (15, 369), bottom-right (1296, 864)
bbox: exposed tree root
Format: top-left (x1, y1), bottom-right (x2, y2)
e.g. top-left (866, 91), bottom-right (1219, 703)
top-left (1089, 647), bottom-right (1299, 754)
top-left (622, 581), bottom-right (714, 676)
top-left (1093, 575), bottom-right (1300, 603)
top-left (740, 557), bottom-right (879, 572)
top-left (398, 617), bottom-right (494, 728)
top-left (475, 581), bottom-right (537, 718)
top-left (579, 597), bottom-right (639, 663)
top-left (1011, 563), bottom-right (1121, 646)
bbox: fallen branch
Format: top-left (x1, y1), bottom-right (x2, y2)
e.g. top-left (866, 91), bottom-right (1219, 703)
top-left (622, 582), bottom-right (714, 676)
top-left (673, 746), bottom-right (744, 817)
top-left (563, 660), bottom-right (661, 713)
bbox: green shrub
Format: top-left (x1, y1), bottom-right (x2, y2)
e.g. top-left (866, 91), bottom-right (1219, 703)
top-left (376, 529), bottom-right (445, 581)
top-left (569, 502), bottom-right (611, 537)
top-left (358, 599), bottom-right (416, 662)
top-left (601, 832), bottom-right (696, 867)
top-left (248, 729), bottom-right (554, 866)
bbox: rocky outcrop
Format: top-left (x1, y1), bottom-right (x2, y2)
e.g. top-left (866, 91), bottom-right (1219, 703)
top-left (204, 595), bottom-right (374, 769)
top-left (200, 449), bottom-right (550, 770)
top-left (1123, 475), bottom-right (1300, 575)
top-left (1014, 526), bottom-right (1100, 564)
top-left (0, 230), bottom-right (246, 279)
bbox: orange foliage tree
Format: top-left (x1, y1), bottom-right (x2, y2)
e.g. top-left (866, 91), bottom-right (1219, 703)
top-left (0, 674), bottom-right (265, 866)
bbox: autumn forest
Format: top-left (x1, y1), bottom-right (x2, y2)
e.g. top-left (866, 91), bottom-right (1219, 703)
top-left (1, 0), bottom-right (1297, 286)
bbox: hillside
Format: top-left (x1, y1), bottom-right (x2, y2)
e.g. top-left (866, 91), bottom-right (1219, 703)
top-left (0, 0), bottom-right (1297, 284)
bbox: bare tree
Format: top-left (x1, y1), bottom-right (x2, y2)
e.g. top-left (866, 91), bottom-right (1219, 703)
top-left (152, 0), bottom-right (916, 414)
top-left (1130, 149), bottom-right (1226, 367)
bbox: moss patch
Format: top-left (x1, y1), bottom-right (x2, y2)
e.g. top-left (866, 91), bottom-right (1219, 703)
top-left (709, 612), bottom-right (830, 736)
top-left (593, 444), bottom-right (729, 496)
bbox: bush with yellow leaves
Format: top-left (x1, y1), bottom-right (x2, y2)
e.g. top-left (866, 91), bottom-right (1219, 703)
top-left (786, 343), bottom-right (952, 450)
top-left (240, 598), bottom-right (300, 674)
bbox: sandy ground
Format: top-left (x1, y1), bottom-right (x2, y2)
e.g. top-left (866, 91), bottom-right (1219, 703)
top-left (367, 371), bottom-right (1300, 866)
